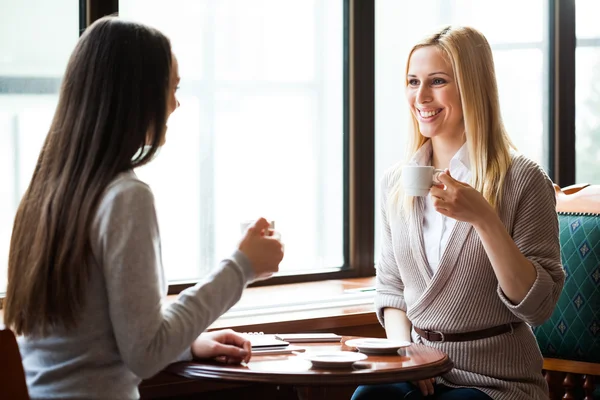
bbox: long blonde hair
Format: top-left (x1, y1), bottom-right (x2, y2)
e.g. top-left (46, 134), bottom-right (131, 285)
top-left (390, 26), bottom-right (515, 214)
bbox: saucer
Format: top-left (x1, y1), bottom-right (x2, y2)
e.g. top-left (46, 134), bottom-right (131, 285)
top-left (344, 338), bottom-right (411, 355)
top-left (300, 351), bottom-right (368, 368)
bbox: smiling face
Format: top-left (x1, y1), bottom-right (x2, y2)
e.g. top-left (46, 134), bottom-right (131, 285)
top-left (406, 46), bottom-right (464, 143)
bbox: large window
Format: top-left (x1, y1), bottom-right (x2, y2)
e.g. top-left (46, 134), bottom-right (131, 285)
top-left (0, 1), bottom-right (594, 297)
top-left (374, 0), bottom-right (549, 260)
top-left (0, 0), bottom-right (79, 294)
top-left (576, 0), bottom-right (600, 184)
top-left (120, 0), bottom-right (345, 283)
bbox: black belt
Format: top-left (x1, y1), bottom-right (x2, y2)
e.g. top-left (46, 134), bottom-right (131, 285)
top-left (414, 323), bottom-right (520, 342)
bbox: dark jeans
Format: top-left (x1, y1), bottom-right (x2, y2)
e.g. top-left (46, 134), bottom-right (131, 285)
top-left (352, 382), bottom-right (492, 400)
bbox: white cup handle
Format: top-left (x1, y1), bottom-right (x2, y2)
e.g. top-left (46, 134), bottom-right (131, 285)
top-left (433, 169), bottom-right (445, 186)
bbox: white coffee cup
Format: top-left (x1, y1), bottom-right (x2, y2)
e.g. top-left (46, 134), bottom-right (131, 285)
top-left (401, 166), bottom-right (444, 197)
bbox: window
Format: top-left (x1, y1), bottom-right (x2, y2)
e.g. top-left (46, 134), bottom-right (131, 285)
top-left (0, 0), bottom-right (79, 294)
top-left (374, 0), bottom-right (549, 259)
top-left (0, 1), bottom-right (588, 298)
top-left (576, 0), bottom-right (600, 184)
top-left (120, 0), bottom-right (345, 283)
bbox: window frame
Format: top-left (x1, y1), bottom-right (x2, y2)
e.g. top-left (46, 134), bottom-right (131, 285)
top-left (548, 0), bottom-right (576, 185)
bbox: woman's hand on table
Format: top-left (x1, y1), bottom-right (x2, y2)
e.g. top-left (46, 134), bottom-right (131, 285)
top-left (191, 329), bottom-right (251, 364)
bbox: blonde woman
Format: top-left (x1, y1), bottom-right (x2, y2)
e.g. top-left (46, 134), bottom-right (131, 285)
top-left (352, 26), bottom-right (564, 400)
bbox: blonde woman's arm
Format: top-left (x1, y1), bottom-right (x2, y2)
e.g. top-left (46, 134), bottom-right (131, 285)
top-left (430, 161), bottom-right (564, 326)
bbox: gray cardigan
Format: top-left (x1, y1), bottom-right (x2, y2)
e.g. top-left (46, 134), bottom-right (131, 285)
top-left (376, 154), bottom-right (565, 400)
top-left (18, 171), bottom-right (254, 399)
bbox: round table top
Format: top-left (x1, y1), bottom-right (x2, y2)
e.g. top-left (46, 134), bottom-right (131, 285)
top-left (167, 337), bottom-right (453, 386)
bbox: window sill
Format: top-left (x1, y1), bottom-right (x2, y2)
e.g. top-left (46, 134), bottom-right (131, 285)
top-left (0, 277), bottom-right (378, 331)
top-left (168, 276), bottom-right (377, 332)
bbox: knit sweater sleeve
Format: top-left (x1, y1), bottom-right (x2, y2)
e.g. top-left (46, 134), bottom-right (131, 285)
top-left (496, 159), bottom-right (565, 326)
top-left (92, 177), bottom-right (254, 379)
top-left (375, 169), bottom-right (407, 327)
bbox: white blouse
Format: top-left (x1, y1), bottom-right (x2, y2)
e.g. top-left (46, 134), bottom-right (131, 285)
top-left (408, 141), bottom-right (471, 274)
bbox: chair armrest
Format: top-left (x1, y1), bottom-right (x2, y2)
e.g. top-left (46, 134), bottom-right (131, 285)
top-left (555, 183), bottom-right (591, 195)
top-left (554, 184), bottom-right (600, 214)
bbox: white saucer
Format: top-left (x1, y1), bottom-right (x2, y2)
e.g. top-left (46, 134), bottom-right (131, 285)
top-left (345, 338), bottom-right (411, 355)
top-left (300, 351), bottom-right (368, 368)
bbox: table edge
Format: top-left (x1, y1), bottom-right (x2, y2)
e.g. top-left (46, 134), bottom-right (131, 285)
top-left (167, 355), bottom-right (454, 386)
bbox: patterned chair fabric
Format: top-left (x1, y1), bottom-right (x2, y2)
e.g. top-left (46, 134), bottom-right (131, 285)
top-left (533, 185), bottom-right (600, 363)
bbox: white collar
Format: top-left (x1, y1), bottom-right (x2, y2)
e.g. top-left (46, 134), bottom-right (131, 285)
top-left (450, 142), bottom-right (470, 172)
top-left (409, 140), bottom-right (471, 182)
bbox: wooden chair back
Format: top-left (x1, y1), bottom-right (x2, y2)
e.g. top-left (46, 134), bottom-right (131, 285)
top-left (0, 325), bottom-right (30, 400)
top-left (554, 183), bottom-right (600, 213)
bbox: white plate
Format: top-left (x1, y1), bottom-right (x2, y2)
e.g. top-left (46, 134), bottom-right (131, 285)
top-left (344, 338), bottom-right (411, 355)
top-left (300, 351), bottom-right (368, 368)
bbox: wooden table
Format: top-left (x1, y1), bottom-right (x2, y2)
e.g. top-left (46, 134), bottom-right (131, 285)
top-left (167, 338), bottom-right (453, 400)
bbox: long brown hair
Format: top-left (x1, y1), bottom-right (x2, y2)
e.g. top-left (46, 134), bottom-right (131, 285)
top-left (389, 26), bottom-right (515, 213)
top-left (4, 16), bottom-right (172, 336)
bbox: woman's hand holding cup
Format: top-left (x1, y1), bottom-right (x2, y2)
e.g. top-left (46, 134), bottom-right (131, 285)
top-left (238, 218), bottom-right (284, 281)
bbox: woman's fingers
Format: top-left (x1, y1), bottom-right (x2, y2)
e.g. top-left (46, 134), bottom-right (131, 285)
top-left (415, 379), bottom-right (434, 396)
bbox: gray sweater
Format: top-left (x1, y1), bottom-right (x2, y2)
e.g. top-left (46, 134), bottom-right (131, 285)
top-left (18, 171), bottom-right (255, 400)
top-left (376, 154), bottom-right (565, 399)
